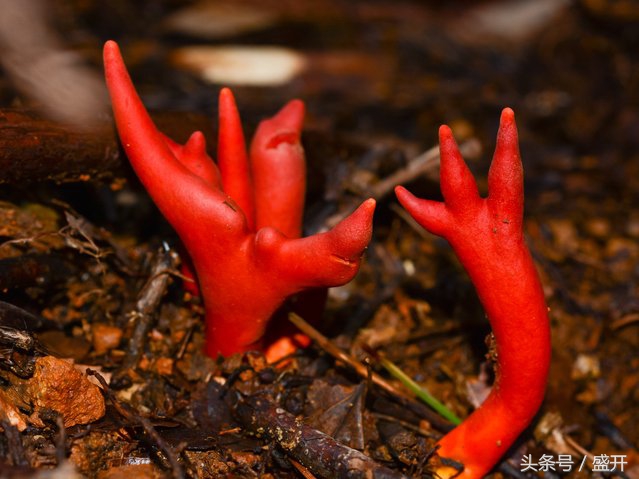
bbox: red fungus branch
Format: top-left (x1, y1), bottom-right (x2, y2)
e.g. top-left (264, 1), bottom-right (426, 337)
top-left (395, 109), bottom-right (551, 478)
top-left (103, 40), bottom-right (375, 361)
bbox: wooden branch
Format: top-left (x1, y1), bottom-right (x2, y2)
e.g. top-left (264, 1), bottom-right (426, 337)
top-left (121, 245), bottom-right (180, 371)
top-left (0, 109), bottom-right (214, 185)
top-left (311, 138), bottom-right (481, 232)
top-left (233, 393), bottom-right (409, 479)
top-left (369, 138), bottom-right (481, 200)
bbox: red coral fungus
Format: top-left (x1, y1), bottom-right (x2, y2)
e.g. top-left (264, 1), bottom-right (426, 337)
top-left (396, 109), bottom-right (551, 478)
top-left (104, 40), bottom-right (375, 361)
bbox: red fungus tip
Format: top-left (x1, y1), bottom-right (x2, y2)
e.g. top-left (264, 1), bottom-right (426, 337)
top-left (361, 197), bottom-right (377, 211)
top-left (501, 106), bottom-right (515, 122)
top-left (216, 86), bottom-right (254, 227)
top-left (270, 99), bottom-right (306, 134)
top-left (186, 130), bottom-right (205, 146)
top-left (394, 185), bottom-right (408, 199)
top-left (253, 100), bottom-right (306, 150)
top-left (266, 198), bottom-right (376, 289)
top-left (103, 41), bottom-right (126, 86)
top-left (438, 124), bottom-right (453, 139)
top-left (181, 131), bottom-right (220, 187)
top-left (103, 41), bottom-right (130, 91)
top-left (103, 40), bottom-right (118, 57)
top-left (250, 100), bottom-right (307, 237)
top-left (218, 88), bottom-right (239, 119)
top-left (437, 125), bottom-right (465, 174)
top-left (329, 198), bottom-right (376, 258)
top-left (496, 107), bottom-right (518, 149)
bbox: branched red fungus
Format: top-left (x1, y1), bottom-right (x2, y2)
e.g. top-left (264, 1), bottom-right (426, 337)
top-left (395, 109), bottom-right (551, 478)
top-left (103, 40), bottom-right (375, 361)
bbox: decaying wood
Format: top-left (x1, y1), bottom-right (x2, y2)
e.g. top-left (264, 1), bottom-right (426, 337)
top-left (233, 393), bottom-right (409, 479)
top-left (0, 109), bottom-right (214, 184)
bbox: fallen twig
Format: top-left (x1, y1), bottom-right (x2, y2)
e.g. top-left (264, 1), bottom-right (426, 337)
top-left (364, 347), bottom-right (461, 425)
top-left (369, 138), bottom-right (481, 200)
top-left (288, 313), bottom-right (452, 432)
top-left (315, 139), bottom-right (481, 232)
top-left (121, 244), bottom-right (180, 371)
top-left (232, 393), bottom-right (409, 479)
top-left (87, 369), bottom-right (185, 479)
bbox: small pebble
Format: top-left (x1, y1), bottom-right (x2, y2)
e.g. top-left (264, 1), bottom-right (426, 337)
top-left (92, 323), bottom-right (123, 355)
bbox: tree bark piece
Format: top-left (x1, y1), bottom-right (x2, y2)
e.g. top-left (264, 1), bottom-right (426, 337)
top-left (233, 394), bottom-right (409, 479)
top-left (0, 109), bottom-right (214, 184)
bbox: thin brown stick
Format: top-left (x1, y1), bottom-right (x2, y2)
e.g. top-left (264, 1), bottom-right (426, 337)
top-left (369, 138), bottom-right (481, 200)
top-left (122, 244), bottom-right (180, 370)
top-left (289, 313), bottom-right (404, 398)
top-left (373, 413), bottom-right (437, 439)
top-left (288, 313), bottom-right (452, 432)
top-left (318, 139), bottom-right (481, 231)
top-left (610, 313), bottom-right (639, 330)
top-left (289, 458), bottom-right (318, 479)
